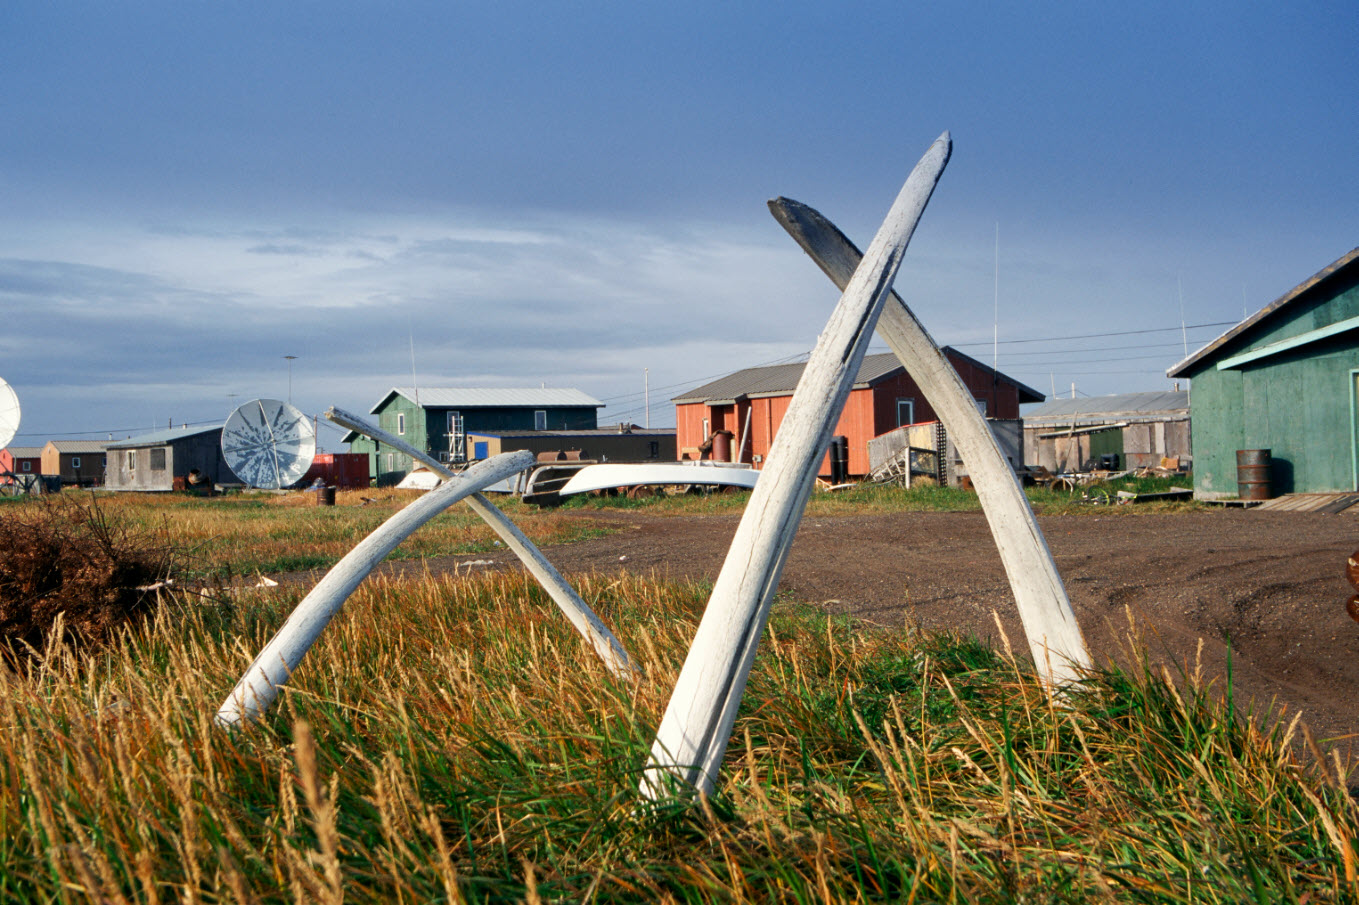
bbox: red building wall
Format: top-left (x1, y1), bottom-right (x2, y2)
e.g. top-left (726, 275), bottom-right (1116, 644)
top-left (675, 352), bottom-right (1029, 479)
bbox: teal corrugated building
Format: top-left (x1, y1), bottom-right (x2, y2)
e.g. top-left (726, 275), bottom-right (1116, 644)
top-left (1168, 247), bottom-right (1359, 499)
top-left (342, 387), bottom-right (603, 485)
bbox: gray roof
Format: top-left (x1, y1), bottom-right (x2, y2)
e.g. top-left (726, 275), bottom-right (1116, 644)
top-left (1168, 246), bottom-right (1359, 377)
top-left (376, 387), bottom-right (603, 413)
top-left (47, 440), bottom-right (115, 454)
top-left (105, 424), bottom-right (223, 449)
top-left (1023, 391), bottom-right (1188, 425)
top-left (3, 446), bottom-right (42, 458)
top-left (673, 348), bottom-right (1043, 405)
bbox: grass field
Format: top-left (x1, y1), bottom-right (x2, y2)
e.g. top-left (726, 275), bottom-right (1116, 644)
top-left (6, 482), bottom-right (1354, 902)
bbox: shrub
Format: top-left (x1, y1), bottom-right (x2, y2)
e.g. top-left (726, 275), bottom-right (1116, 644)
top-left (0, 496), bottom-right (173, 661)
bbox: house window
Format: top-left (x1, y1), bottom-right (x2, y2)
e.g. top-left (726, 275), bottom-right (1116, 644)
top-left (702, 418), bottom-right (710, 438)
top-left (974, 398), bottom-right (988, 416)
top-left (71, 457), bottom-right (81, 469)
top-left (534, 410), bottom-right (547, 431)
top-left (20, 461), bottom-right (30, 472)
top-left (386, 452), bottom-right (394, 471)
top-left (127, 451), bottom-right (136, 470)
top-left (397, 413), bottom-right (405, 435)
top-left (149, 449), bottom-right (166, 471)
top-left (649, 441), bottom-right (659, 458)
top-left (896, 398), bottom-right (915, 427)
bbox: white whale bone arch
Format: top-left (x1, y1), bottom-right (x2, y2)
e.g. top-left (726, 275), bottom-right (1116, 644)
top-left (324, 405), bottom-right (636, 677)
top-left (216, 450), bottom-right (536, 727)
top-left (641, 133), bottom-right (954, 799)
top-left (766, 197), bottom-right (1091, 688)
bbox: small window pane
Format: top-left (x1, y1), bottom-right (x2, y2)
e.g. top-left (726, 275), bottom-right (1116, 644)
top-left (149, 449), bottom-right (166, 471)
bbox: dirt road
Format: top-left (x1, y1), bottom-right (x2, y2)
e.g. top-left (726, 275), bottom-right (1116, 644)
top-left (415, 506), bottom-right (1359, 755)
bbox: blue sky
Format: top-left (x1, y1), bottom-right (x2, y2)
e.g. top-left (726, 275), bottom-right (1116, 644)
top-left (2, 2), bottom-right (1355, 447)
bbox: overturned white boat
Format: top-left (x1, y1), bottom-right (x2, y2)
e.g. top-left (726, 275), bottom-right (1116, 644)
top-left (559, 461), bottom-right (759, 498)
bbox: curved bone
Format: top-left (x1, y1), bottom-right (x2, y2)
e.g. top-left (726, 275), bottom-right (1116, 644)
top-left (216, 450), bottom-right (536, 727)
top-left (767, 198), bottom-right (1091, 687)
top-left (325, 406), bottom-right (636, 677)
top-left (642, 133), bottom-right (951, 799)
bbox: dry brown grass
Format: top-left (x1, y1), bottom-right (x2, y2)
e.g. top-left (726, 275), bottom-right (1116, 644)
top-left (0, 496), bottom-right (172, 661)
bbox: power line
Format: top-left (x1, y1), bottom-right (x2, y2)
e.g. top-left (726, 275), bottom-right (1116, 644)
top-left (950, 320), bottom-right (1237, 348)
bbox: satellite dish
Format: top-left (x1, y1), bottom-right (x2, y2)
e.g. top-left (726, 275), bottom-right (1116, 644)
top-left (0, 377), bottom-right (19, 450)
top-left (222, 398), bottom-right (316, 489)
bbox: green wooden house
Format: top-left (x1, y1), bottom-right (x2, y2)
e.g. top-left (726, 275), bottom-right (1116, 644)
top-left (342, 387), bottom-right (603, 485)
top-left (1168, 247), bottom-right (1359, 499)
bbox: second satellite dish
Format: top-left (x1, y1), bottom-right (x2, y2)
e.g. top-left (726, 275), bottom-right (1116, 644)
top-left (222, 399), bottom-right (316, 489)
top-left (0, 377), bottom-right (20, 450)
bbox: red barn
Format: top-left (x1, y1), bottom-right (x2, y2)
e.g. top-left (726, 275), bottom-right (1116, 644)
top-left (672, 348), bottom-right (1043, 478)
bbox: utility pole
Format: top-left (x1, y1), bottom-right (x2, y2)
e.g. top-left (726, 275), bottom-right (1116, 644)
top-left (644, 368), bottom-right (650, 429)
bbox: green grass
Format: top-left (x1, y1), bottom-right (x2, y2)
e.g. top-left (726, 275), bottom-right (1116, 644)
top-left (1, 569), bottom-right (1354, 903)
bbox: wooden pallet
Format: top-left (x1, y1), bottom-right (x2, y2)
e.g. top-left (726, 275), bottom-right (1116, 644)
top-left (1254, 492), bottom-right (1359, 513)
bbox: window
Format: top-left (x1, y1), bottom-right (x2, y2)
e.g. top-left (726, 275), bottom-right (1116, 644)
top-left (149, 448), bottom-right (166, 471)
top-left (71, 457), bottom-right (81, 469)
top-left (649, 441), bottom-right (660, 458)
top-left (974, 398), bottom-right (988, 416)
top-left (127, 451), bottom-right (136, 470)
top-left (702, 418), bottom-right (710, 438)
top-left (20, 461), bottom-right (31, 472)
top-left (397, 413), bottom-right (405, 435)
top-left (895, 398), bottom-right (915, 427)
top-left (534, 410), bottom-right (547, 431)
top-left (386, 453), bottom-right (394, 471)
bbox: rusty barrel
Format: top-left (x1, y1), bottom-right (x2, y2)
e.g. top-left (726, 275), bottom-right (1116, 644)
top-left (314, 485), bottom-right (336, 506)
top-left (1236, 448), bottom-right (1272, 501)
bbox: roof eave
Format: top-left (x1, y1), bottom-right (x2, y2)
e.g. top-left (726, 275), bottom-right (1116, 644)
top-left (1168, 246), bottom-right (1359, 377)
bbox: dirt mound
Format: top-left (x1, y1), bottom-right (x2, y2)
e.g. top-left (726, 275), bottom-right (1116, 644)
top-left (0, 497), bottom-right (172, 662)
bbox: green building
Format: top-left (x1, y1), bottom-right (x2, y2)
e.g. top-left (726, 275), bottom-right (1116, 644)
top-left (342, 387), bottom-right (603, 485)
top-left (1168, 247), bottom-right (1359, 499)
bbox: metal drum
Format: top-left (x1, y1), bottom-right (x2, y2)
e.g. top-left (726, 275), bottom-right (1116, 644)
top-left (1236, 448), bottom-right (1272, 501)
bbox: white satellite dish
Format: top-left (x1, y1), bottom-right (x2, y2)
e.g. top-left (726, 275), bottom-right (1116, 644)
top-left (0, 377), bottom-right (19, 450)
top-left (221, 398), bottom-right (316, 489)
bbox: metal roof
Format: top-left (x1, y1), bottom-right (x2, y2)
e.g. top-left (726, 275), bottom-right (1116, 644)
top-left (105, 424), bottom-right (224, 449)
top-left (47, 440), bottom-right (116, 454)
top-left (375, 387), bottom-right (604, 413)
top-left (673, 348), bottom-right (1043, 405)
top-left (2, 446), bottom-right (43, 458)
top-left (1023, 391), bottom-right (1188, 425)
top-left (1167, 247), bottom-right (1359, 377)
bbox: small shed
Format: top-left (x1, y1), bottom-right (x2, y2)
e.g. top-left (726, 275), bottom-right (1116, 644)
top-left (1168, 247), bottom-right (1359, 498)
top-left (1022, 391), bottom-right (1191, 473)
top-left (40, 440), bottom-right (108, 487)
top-left (104, 424), bottom-right (235, 492)
top-left (301, 453), bottom-right (372, 489)
top-left (1, 446), bottom-right (43, 485)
